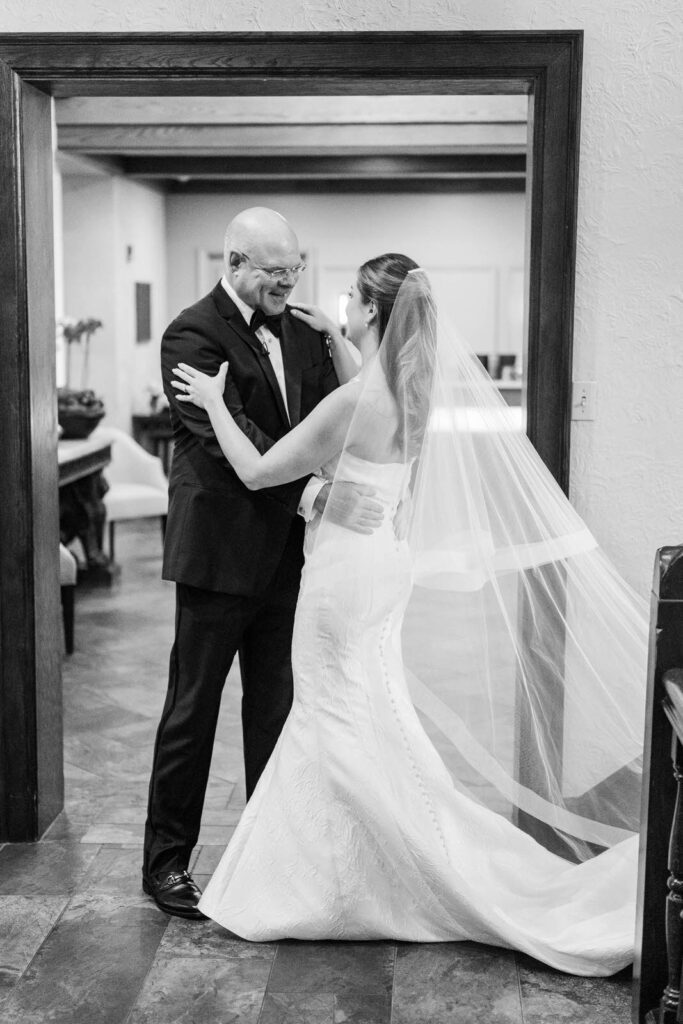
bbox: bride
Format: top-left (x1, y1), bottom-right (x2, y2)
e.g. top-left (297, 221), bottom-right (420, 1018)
top-left (171, 253), bottom-right (647, 976)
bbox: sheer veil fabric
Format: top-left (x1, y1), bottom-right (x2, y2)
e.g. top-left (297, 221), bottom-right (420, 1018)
top-left (315, 268), bottom-right (647, 864)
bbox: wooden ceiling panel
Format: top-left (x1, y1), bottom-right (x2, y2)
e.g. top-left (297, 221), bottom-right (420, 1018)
top-left (55, 94), bottom-right (528, 125)
top-left (57, 121), bottom-right (527, 157)
top-left (55, 93), bottom-right (527, 190)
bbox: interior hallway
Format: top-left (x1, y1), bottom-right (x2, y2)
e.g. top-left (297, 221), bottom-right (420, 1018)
top-left (0, 521), bottom-right (632, 1023)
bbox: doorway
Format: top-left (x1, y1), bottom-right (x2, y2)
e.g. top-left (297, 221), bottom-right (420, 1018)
top-left (0, 31), bottom-right (582, 841)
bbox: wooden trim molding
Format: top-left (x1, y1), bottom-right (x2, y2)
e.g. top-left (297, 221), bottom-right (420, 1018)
top-left (0, 31), bottom-right (582, 840)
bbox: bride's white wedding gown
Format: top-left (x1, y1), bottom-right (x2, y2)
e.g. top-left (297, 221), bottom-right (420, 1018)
top-left (198, 452), bottom-right (639, 976)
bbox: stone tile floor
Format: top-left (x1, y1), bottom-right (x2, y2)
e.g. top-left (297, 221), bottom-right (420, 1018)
top-left (0, 521), bottom-right (633, 1023)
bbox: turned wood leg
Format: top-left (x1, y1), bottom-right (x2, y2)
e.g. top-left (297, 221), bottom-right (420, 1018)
top-left (60, 470), bottom-right (114, 578)
top-left (677, 927), bottom-right (683, 1023)
top-left (60, 585), bottom-right (75, 655)
top-left (660, 737), bottom-right (683, 1023)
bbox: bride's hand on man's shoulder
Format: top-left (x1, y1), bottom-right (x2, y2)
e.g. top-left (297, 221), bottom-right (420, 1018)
top-left (171, 361), bottom-right (228, 410)
top-left (289, 302), bottom-right (336, 338)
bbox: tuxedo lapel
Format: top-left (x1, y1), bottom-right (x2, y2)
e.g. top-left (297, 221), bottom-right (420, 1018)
top-left (280, 314), bottom-right (303, 428)
top-left (211, 283), bottom-right (290, 427)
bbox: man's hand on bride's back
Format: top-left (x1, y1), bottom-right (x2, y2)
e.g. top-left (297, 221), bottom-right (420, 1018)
top-left (313, 481), bottom-right (383, 534)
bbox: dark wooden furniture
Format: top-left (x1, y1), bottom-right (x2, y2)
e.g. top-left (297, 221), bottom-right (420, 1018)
top-left (58, 435), bottom-right (111, 486)
top-left (635, 547), bottom-right (683, 1023)
top-left (58, 543), bottom-right (77, 655)
top-left (0, 32), bottom-right (582, 841)
top-left (60, 585), bottom-right (74, 654)
top-left (132, 409), bottom-right (173, 476)
top-left (58, 436), bottom-right (119, 585)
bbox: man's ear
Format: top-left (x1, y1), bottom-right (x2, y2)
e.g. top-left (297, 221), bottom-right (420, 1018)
top-left (228, 250), bottom-right (243, 272)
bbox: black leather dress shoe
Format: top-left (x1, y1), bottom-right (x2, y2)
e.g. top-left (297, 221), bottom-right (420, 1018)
top-left (142, 870), bottom-right (207, 920)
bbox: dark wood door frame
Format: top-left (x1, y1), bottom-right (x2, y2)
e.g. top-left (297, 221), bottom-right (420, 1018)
top-left (0, 31), bottom-right (582, 841)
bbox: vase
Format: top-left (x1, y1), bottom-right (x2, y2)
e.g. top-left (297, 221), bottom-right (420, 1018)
top-left (57, 388), bottom-right (106, 440)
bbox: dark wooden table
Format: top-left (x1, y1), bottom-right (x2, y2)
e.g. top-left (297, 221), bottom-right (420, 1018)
top-left (58, 435), bottom-right (119, 585)
top-left (132, 410), bottom-right (173, 476)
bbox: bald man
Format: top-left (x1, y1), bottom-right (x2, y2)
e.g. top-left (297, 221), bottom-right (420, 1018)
top-left (142, 207), bottom-right (382, 921)
top-left (143, 208), bottom-right (379, 918)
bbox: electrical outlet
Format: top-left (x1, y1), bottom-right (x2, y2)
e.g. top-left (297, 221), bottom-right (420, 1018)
top-left (571, 381), bottom-right (597, 421)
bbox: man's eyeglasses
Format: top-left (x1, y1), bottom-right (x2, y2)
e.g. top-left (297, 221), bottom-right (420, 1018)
top-left (236, 251), bottom-right (306, 282)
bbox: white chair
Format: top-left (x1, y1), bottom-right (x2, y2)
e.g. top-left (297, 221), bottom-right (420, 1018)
top-left (59, 542), bottom-right (78, 654)
top-left (95, 426), bottom-right (168, 562)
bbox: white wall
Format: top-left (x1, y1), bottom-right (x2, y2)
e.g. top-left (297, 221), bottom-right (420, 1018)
top-left (167, 190), bottom-right (526, 363)
top-left (3, 0), bottom-right (681, 594)
top-left (61, 174), bottom-right (167, 428)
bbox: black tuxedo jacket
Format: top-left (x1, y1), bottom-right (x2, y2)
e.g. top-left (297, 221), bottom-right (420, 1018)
top-left (161, 281), bottom-right (338, 595)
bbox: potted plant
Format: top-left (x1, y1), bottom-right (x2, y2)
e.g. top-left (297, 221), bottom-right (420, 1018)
top-left (57, 317), bottom-right (106, 439)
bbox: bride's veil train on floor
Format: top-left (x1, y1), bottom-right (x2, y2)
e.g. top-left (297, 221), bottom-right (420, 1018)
top-left (317, 268), bottom-right (648, 865)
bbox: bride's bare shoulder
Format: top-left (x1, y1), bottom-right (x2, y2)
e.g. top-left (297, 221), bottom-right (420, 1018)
top-left (314, 377), bottom-right (361, 434)
top-left (325, 376), bottom-right (362, 410)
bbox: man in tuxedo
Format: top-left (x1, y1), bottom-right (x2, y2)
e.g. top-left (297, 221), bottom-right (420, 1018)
top-left (143, 207), bottom-right (380, 918)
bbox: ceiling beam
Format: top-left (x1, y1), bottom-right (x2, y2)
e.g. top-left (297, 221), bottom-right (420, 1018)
top-left (55, 94), bottom-right (528, 125)
top-left (166, 177), bottom-right (526, 195)
top-left (122, 153), bottom-right (526, 181)
top-left (57, 121), bottom-right (526, 157)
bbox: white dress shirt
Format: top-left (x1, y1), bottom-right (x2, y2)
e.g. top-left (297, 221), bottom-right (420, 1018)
top-left (220, 276), bottom-right (325, 521)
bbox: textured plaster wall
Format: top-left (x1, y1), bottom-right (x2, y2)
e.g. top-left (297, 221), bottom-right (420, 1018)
top-left (1, 1), bottom-right (681, 594)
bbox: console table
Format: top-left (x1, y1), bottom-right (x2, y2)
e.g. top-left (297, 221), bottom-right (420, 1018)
top-left (58, 435), bottom-right (119, 584)
top-left (132, 409), bottom-right (173, 476)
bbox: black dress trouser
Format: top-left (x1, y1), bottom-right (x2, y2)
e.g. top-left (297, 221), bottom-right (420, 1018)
top-left (143, 545), bottom-right (300, 879)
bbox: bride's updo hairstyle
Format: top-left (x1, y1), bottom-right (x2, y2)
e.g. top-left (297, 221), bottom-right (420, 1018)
top-left (357, 253), bottom-right (436, 457)
top-left (357, 253), bottom-right (419, 341)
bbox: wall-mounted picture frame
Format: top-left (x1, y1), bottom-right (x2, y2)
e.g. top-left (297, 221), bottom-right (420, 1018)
top-left (135, 282), bottom-right (152, 343)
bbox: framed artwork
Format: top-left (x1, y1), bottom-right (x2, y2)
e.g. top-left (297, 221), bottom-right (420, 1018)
top-left (135, 282), bottom-right (151, 343)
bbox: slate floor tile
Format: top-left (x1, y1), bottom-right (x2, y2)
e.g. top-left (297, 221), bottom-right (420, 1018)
top-left (518, 956), bottom-right (631, 1023)
top-left (0, 896), bottom-right (67, 990)
top-left (94, 805), bottom-right (147, 825)
top-left (0, 892), bottom-right (168, 1024)
top-left (113, 802), bottom-right (231, 830)
top-left (80, 823), bottom-right (142, 845)
top-left (267, 940), bottom-right (395, 994)
top-left (80, 844), bottom-right (144, 894)
top-left (196, 824), bottom-right (237, 846)
top-left (157, 915), bottom-right (276, 961)
top-left (391, 941), bottom-right (523, 1024)
top-left (41, 813), bottom-right (90, 842)
top-left (0, 842), bottom-right (99, 895)
top-left (193, 844), bottom-right (228, 875)
top-left (266, 941), bottom-right (395, 1024)
top-left (127, 955), bottom-right (273, 1024)
top-left (258, 990), bottom-right (334, 1024)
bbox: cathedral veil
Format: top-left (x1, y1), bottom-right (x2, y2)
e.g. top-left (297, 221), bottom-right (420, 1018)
top-left (313, 268), bottom-right (648, 864)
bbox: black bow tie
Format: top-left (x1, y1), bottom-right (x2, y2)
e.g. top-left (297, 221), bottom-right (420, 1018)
top-left (250, 308), bottom-right (283, 339)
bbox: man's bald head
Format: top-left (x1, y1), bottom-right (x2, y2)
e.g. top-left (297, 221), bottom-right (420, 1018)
top-left (223, 207), bottom-right (303, 315)
top-left (224, 207), bottom-right (298, 258)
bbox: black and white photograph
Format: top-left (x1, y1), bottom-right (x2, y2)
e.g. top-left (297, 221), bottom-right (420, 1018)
top-left (0, 10), bottom-right (680, 1024)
